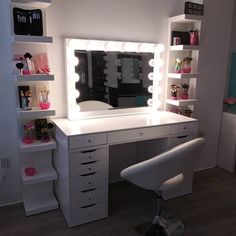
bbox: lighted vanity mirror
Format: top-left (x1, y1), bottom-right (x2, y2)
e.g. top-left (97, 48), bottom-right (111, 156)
top-left (66, 39), bottom-right (164, 120)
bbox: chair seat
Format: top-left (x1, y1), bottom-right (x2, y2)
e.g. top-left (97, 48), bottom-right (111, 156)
top-left (159, 173), bottom-right (184, 192)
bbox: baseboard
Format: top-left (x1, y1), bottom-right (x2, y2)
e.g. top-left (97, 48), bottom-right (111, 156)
top-left (0, 200), bottom-right (22, 208)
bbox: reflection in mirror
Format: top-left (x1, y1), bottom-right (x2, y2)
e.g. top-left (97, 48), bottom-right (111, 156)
top-left (74, 50), bottom-right (153, 108)
top-left (66, 39), bottom-right (164, 120)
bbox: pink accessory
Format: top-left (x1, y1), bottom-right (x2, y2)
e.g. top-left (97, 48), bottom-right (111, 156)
top-left (24, 167), bottom-right (36, 176)
top-left (39, 102), bottom-right (50, 110)
top-left (35, 53), bottom-right (50, 74)
top-left (190, 31), bottom-right (199, 45)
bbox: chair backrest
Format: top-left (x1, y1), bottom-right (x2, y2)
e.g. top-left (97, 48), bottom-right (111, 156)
top-left (78, 100), bottom-right (113, 111)
top-left (120, 137), bottom-right (205, 192)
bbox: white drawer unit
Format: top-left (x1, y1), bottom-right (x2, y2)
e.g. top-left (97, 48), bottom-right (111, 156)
top-left (70, 148), bottom-right (107, 165)
top-left (108, 126), bottom-right (170, 144)
top-left (170, 122), bottom-right (198, 136)
top-left (70, 159), bottom-right (107, 177)
top-left (69, 133), bottom-right (107, 149)
top-left (70, 202), bottom-right (108, 227)
top-left (70, 171), bottom-right (107, 193)
top-left (70, 187), bottom-right (108, 208)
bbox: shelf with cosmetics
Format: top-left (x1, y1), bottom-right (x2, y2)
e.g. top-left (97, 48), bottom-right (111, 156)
top-left (165, 14), bottom-right (203, 117)
top-left (10, 0), bottom-right (58, 216)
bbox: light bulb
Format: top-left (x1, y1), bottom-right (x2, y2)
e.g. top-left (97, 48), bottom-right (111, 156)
top-left (148, 73), bottom-right (154, 80)
top-left (71, 73), bottom-right (80, 82)
top-left (149, 59), bottom-right (155, 67)
top-left (71, 89), bottom-right (80, 98)
top-left (72, 57), bottom-right (79, 66)
top-left (148, 86), bottom-right (154, 93)
top-left (147, 99), bottom-right (153, 106)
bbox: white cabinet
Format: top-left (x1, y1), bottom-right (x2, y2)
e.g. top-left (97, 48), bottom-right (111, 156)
top-left (165, 14), bottom-right (203, 117)
top-left (217, 112), bottom-right (236, 172)
top-left (11, 0), bottom-right (58, 215)
top-left (54, 129), bottom-right (109, 227)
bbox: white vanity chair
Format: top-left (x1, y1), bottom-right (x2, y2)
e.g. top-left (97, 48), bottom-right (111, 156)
top-left (120, 138), bottom-right (205, 236)
top-left (78, 100), bottom-right (113, 111)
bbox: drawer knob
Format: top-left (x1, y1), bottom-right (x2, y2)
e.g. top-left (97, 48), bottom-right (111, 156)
top-left (88, 182), bottom-right (91, 184)
top-left (183, 127), bottom-right (186, 130)
top-left (88, 156), bottom-right (92, 159)
top-left (88, 139), bottom-right (91, 143)
top-left (88, 197), bottom-right (91, 200)
top-left (88, 168), bottom-right (91, 171)
top-left (139, 132), bottom-right (143, 136)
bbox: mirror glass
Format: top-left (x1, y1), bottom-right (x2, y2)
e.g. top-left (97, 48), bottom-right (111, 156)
top-left (74, 50), bottom-right (153, 108)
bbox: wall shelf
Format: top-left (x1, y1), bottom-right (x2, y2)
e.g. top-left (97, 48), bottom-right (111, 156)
top-left (17, 108), bottom-right (56, 119)
top-left (166, 99), bottom-right (198, 106)
top-left (15, 74), bottom-right (54, 82)
top-left (169, 14), bottom-right (203, 23)
top-left (168, 73), bottom-right (200, 79)
top-left (12, 35), bottom-right (53, 44)
top-left (11, 0), bottom-right (51, 9)
top-left (19, 139), bottom-right (56, 153)
top-left (21, 166), bottom-right (57, 185)
top-left (169, 45), bottom-right (200, 51)
top-left (23, 190), bottom-right (58, 216)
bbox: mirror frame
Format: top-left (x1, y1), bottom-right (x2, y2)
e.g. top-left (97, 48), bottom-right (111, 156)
top-left (65, 38), bottom-right (164, 120)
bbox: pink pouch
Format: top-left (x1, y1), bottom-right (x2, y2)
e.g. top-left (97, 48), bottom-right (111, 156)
top-left (35, 53), bottom-right (50, 74)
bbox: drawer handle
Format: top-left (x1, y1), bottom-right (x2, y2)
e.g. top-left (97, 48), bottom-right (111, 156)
top-left (81, 188), bottom-right (96, 193)
top-left (80, 172), bottom-right (96, 177)
top-left (81, 203), bottom-right (96, 208)
top-left (177, 135), bottom-right (188, 139)
top-left (81, 161), bottom-right (96, 165)
top-left (81, 149), bottom-right (97, 153)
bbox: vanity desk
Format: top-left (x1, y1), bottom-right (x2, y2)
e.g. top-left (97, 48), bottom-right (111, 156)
top-left (52, 110), bottom-right (198, 227)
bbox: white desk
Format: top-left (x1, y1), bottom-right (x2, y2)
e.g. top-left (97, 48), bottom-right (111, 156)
top-left (52, 111), bottom-right (198, 227)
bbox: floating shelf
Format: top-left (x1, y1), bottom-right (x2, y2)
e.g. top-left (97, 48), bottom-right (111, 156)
top-left (15, 74), bottom-right (54, 82)
top-left (23, 190), bottom-right (58, 216)
top-left (17, 108), bottom-right (56, 119)
top-left (168, 73), bottom-right (200, 79)
top-left (166, 99), bottom-right (198, 106)
top-left (21, 166), bottom-right (57, 185)
top-left (169, 14), bottom-right (203, 23)
top-left (19, 139), bottom-right (56, 153)
top-left (11, 0), bottom-right (51, 8)
top-left (169, 45), bottom-right (200, 51)
top-left (12, 35), bottom-right (53, 44)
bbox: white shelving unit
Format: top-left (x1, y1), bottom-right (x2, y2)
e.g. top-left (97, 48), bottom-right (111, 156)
top-left (12, 35), bottom-right (53, 44)
top-left (15, 74), bottom-right (54, 81)
top-left (21, 166), bottom-right (57, 185)
top-left (11, 0), bottom-right (58, 216)
top-left (165, 14), bottom-right (203, 117)
top-left (19, 139), bottom-right (56, 153)
top-left (17, 108), bottom-right (56, 119)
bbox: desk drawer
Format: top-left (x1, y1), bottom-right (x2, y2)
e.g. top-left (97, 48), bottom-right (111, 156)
top-left (70, 171), bottom-right (107, 192)
top-left (70, 148), bottom-right (107, 164)
top-left (71, 187), bottom-right (108, 208)
top-left (170, 122), bottom-right (197, 136)
top-left (70, 202), bottom-right (108, 226)
top-left (108, 126), bottom-right (170, 144)
top-left (69, 133), bottom-right (107, 149)
top-left (70, 159), bottom-right (107, 177)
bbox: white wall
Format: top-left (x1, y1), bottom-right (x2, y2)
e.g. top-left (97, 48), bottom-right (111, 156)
top-left (195, 0), bottom-right (234, 170)
top-left (0, 0), bottom-right (234, 205)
